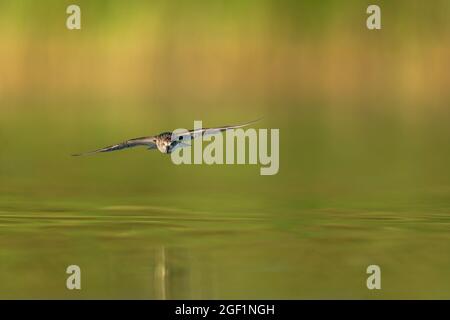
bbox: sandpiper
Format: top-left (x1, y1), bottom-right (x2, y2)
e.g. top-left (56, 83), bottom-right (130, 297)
top-left (72, 119), bottom-right (261, 156)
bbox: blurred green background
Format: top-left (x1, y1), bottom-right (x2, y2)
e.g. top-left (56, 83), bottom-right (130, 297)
top-left (0, 0), bottom-right (449, 298)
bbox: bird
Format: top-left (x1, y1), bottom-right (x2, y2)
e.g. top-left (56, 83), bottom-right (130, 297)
top-left (72, 118), bottom-right (262, 156)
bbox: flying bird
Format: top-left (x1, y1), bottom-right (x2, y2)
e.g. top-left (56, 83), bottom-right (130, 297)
top-left (72, 119), bottom-right (261, 156)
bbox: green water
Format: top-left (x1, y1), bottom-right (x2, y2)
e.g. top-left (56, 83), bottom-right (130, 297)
top-left (0, 103), bottom-right (449, 299)
top-left (1, 0), bottom-right (450, 300)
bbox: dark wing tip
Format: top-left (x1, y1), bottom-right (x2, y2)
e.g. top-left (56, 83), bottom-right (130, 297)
top-left (71, 151), bottom-right (98, 156)
top-left (248, 116), bottom-right (264, 124)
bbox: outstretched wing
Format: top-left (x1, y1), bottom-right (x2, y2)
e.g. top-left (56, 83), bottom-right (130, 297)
top-left (72, 136), bottom-right (156, 156)
top-left (172, 118), bottom-right (263, 142)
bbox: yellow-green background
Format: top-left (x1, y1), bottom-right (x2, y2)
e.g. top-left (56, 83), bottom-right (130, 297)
top-left (0, 0), bottom-right (449, 298)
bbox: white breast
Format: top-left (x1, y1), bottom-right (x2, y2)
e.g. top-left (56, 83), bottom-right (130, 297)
top-left (156, 140), bottom-right (170, 153)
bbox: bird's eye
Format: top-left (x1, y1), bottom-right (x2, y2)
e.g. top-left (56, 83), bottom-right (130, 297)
top-left (179, 136), bottom-right (183, 140)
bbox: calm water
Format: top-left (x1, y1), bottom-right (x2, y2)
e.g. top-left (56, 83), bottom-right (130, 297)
top-left (0, 106), bottom-right (449, 299)
top-left (1, 198), bottom-right (449, 299)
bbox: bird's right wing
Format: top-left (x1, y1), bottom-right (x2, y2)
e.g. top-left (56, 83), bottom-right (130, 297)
top-left (72, 136), bottom-right (156, 156)
top-left (172, 118), bottom-right (263, 142)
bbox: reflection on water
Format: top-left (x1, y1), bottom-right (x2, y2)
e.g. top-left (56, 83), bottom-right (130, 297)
top-left (154, 246), bottom-right (167, 300)
top-left (0, 202), bottom-right (449, 299)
